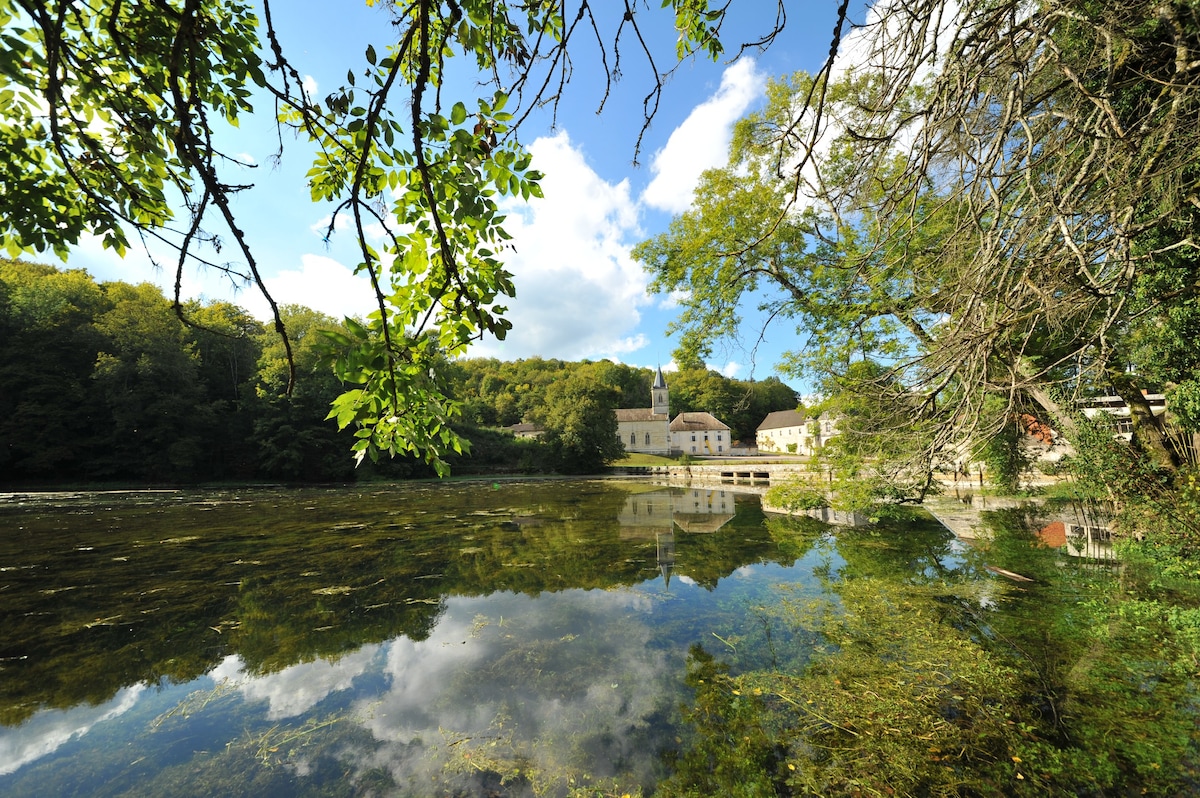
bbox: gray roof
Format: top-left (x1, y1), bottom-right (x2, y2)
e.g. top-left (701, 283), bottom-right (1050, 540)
top-left (653, 366), bottom-right (668, 389)
top-left (669, 411), bottom-right (730, 432)
top-left (756, 409), bottom-right (807, 431)
top-left (616, 408), bottom-right (668, 422)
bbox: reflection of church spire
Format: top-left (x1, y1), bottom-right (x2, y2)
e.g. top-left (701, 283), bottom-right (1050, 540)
top-left (656, 530), bottom-right (675, 590)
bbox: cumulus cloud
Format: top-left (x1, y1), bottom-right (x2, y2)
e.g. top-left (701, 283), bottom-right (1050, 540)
top-left (469, 130), bottom-right (651, 361)
top-left (56, 60), bottom-right (774, 366)
top-left (240, 253), bottom-right (376, 322)
top-left (218, 646), bottom-right (382, 720)
top-left (640, 59), bottom-right (766, 214)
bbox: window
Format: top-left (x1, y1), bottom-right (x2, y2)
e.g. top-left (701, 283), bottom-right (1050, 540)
top-left (630, 432), bottom-right (636, 445)
top-left (691, 446), bottom-right (696, 453)
top-left (704, 433), bottom-right (709, 440)
top-left (644, 432), bottom-right (650, 445)
top-left (718, 445), bottom-right (723, 452)
top-left (717, 432), bottom-right (722, 441)
top-left (691, 434), bottom-right (695, 441)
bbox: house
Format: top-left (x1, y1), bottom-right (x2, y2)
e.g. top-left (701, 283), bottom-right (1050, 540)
top-left (615, 366), bottom-right (672, 455)
top-left (670, 412), bottom-right (732, 455)
top-left (756, 409), bottom-right (838, 454)
top-left (504, 422), bottom-right (544, 439)
top-left (756, 409), bottom-right (805, 453)
top-left (1079, 394), bottom-right (1167, 441)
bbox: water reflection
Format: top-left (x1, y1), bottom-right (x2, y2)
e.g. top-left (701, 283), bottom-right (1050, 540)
top-left (0, 481), bottom-right (791, 794)
top-left (927, 496), bottom-right (1117, 563)
top-left (619, 488), bottom-right (738, 587)
top-left (5, 484), bottom-right (1167, 796)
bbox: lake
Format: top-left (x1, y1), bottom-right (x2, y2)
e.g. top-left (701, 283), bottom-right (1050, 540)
top-left (0, 480), bottom-right (1196, 796)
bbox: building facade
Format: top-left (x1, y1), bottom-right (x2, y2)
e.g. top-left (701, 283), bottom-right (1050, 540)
top-left (756, 409), bottom-right (838, 455)
top-left (615, 367), bottom-right (672, 456)
top-left (670, 412), bottom-right (732, 455)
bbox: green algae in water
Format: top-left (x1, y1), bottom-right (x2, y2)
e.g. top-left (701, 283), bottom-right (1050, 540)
top-left (1, 484), bottom-right (1198, 796)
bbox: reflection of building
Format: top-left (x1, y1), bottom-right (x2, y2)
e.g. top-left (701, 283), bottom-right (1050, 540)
top-left (618, 489), bottom-right (737, 587)
top-left (1038, 521), bottom-right (1114, 560)
top-left (672, 488), bottom-right (736, 533)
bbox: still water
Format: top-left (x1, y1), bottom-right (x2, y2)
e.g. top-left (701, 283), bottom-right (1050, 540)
top-left (0, 480), bottom-right (1194, 796)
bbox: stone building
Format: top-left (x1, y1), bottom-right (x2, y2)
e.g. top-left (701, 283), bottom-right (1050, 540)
top-left (615, 367), bottom-right (671, 456)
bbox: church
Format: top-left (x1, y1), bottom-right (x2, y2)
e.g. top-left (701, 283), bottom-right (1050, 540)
top-left (615, 367), bottom-right (672, 456)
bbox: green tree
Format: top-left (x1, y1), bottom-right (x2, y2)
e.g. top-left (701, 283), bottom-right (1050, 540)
top-left (252, 305), bottom-right (355, 481)
top-left (88, 281), bottom-right (212, 480)
top-left (1, 0), bottom-right (777, 472)
top-left (185, 300), bottom-right (265, 477)
top-left (536, 373), bottom-right (624, 474)
top-left (639, 1), bottom-right (1200, 490)
top-left (0, 259), bottom-right (110, 479)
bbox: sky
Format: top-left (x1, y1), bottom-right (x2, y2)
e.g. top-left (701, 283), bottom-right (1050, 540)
top-left (57, 1), bottom-right (859, 385)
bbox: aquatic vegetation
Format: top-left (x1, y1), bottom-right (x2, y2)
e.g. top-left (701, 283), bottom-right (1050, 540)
top-left (2, 484), bottom-right (1198, 796)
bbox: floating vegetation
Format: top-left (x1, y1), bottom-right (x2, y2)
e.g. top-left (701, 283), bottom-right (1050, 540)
top-left (3, 484), bottom-right (1198, 796)
top-left (151, 680), bottom-right (240, 731)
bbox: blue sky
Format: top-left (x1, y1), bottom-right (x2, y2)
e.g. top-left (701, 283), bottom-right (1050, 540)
top-left (60, 1), bottom-right (854, 384)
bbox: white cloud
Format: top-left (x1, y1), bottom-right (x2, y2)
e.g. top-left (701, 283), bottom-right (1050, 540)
top-left (719, 361), bottom-right (743, 378)
top-left (640, 59), bottom-right (766, 214)
top-left (63, 234), bottom-right (373, 323)
top-left (243, 253), bottom-right (376, 322)
top-left (659, 289), bottom-right (691, 309)
top-left (469, 130), bottom-right (652, 362)
top-left (229, 646), bottom-right (382, 720)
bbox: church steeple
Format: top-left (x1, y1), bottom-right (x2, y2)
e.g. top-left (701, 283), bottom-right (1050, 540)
top-left (651, 366), bottom-right (669, 417)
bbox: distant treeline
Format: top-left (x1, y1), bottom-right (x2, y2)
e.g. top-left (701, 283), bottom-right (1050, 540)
top-left (0, 260), bottom-right (798, 484)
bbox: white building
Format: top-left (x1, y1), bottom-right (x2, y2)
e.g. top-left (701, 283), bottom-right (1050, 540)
top-left (756, 409), bottom-right (838, 455)
top-left (670, 412), bottom-right (732, 456)
top-left (615, 367), bottom-right (671, 455)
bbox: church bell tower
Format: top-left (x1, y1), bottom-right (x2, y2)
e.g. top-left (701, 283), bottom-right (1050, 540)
top-left (651, 366), bottom-right (669, 417)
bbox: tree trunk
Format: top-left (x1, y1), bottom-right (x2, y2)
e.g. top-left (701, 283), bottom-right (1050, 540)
top-left (1111, 374), bottom-right (1181, 472)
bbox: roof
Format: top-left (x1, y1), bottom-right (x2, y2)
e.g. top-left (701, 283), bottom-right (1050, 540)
top-left (616, 408), bottom-right (668, 422)
top-left (669, 411), bottom-right (730, 432)
top-left (653, 366), bottom-right (668, 389)
top-left (757, 409), bottom-right (807, 431)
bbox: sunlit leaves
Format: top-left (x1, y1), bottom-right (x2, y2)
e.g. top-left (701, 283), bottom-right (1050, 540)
top-left (2, 0), bottom-right (737, 473)
top-left (0, 0), bottom-right (262, 259)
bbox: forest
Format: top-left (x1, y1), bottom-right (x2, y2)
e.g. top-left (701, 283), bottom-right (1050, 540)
top-left (0, 258), bottom-right (798, 485)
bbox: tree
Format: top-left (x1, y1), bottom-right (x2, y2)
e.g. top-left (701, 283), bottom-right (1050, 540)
top-left (185, 300), bottom-right (265, 477)
top-left (89, 281), bottom-right (212, 480)
top-left (252, 305), bottom-right (356, 481)
top-left (637, 0), bottom-right (1200, 480)
top-left (536, 373), bottom-right (624, 474)
top-left (0, 259), bottom-right (110, 479)
top-left (1, 0), bottom-right (783, 473)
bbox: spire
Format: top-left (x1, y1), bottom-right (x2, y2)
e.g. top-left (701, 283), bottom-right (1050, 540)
top-left (651, 366), bottom-right (669, 416)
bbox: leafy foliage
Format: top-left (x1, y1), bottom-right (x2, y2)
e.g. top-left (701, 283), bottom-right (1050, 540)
top-left (0, 0), bottom-right (785, 472)
top-left (1, 261), bottom-right (799, 483)
top-left (636, 0), bottom-right (1200, 485)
